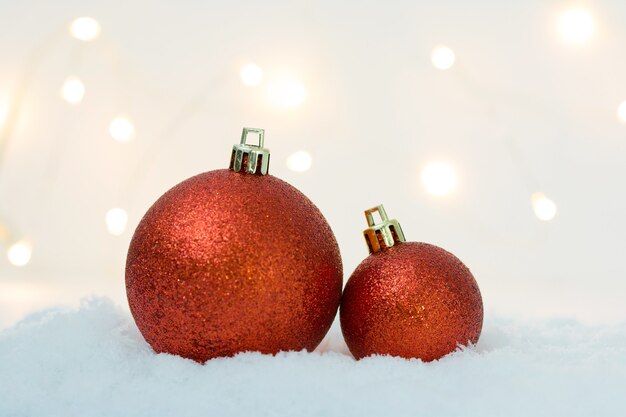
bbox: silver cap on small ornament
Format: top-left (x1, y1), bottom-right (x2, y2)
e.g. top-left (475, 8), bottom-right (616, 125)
top-left (363, 204), bottom-right (406, 253)
top-left (229, 127), bottom-right (270, 175)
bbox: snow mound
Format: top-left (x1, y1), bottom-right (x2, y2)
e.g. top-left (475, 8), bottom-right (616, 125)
top-left (1, 297), bottom-right (625, 417)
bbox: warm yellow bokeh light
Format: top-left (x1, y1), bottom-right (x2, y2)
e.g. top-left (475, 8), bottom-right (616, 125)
top-left (109, 116), bottom-right (135, 142)
top-left (61, 77), bottom-right (85, 104)
top-left (240, 63), bottom-right (264, 87)
top-left (617, 101), bottom-right (626, 124)
top-left (267, 77), bottom-right (306, 108)
top-left (0, 94), bottom-right (8, 131)
top-left (431, 46), bottom-right (456, 70)
top-left (286, 151), bottom-right (312, 172)
top-left (0, 222), bottom-right (10, 242)
top-left (7, 240), bottom-right (32, 267)
top-left (531, 192), bottom-right (557, 221)
top-left (105, 208), bottom-right (128, 236)
top-left (70, 17), bottom-right (101, 41)
top-left (421, 162), bottom-right (457, 196)
top-left (558, 8), bottom-right (594, 45)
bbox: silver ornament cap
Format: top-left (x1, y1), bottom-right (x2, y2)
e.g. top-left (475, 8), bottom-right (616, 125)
top-left (229, 127), bottom-right (270, 175)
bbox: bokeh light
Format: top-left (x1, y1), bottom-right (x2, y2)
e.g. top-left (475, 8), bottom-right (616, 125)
top-left (267, 77), bottom-right (306, 108)
top-left (421, 162), bottom-right (457, 196)
top-left (558, 8), bottom-right (594, 45)
top-left (109, 116), bottom-right (135, 142)
top-left (286, 151), bottom-right (312, 172)
top-left (105, 208), bottom-right (128, 236)
top-left (7, 240), bottom-right (32, 267)
top-left (240, 63), bottom-right (264, 87)
top-left (70, 17), bottom-right (101, 42)
top-left (431, 46), bottom-right (456, 70)
top-left (0, 222), bottom-right (10, 242)
top-left (617, 100), bottom-right (626, 123)
top-left (60, 77), bottom-right (85, 104)
top-left (0, 93), bottom-right (8, 131)
top-left (531, 192), bottom-right (557, 221)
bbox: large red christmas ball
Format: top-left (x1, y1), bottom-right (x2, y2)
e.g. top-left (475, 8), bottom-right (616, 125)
top-left (341, 237), bottom-right (482, 361)
top-left (126, 130), bottom-right (342, 362)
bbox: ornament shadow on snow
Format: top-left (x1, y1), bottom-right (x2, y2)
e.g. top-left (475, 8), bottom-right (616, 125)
top-left (340, 204), bottom-right (483, 361)
top-left (126, 127), bottom-right (343, 362)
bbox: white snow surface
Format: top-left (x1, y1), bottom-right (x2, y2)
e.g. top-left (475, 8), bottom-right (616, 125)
top-left (1, 297), bottom-right (625, 417)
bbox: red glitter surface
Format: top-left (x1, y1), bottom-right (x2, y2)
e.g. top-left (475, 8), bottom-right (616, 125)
top-left (126, 169), bottom-right (343, 362)
top-left (340, 242), bottom-right (483, 361)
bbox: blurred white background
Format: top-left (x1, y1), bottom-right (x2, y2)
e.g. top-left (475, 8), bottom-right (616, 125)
top-left (1, 0), bottom-right (625, 329)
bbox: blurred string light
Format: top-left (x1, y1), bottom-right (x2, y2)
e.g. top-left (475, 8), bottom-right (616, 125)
top-left (286, 151), bottom-right (312, 172)
top-left (431, 46), bottom-right (456, 70)
top-left (421, 162), bottom-right (457, 196)
top-left (105, 208), bottom-right (128, 236)
top-left (240, 63), bottom-right (264, 87)
top-left (1, 7), bottom-right (591, 266)
top-left (109, 116), bottom-right (135, 142)
top-left (531, 192), bottom-right (557, 221)
top-left (70, 17), bottom-right (101, 42)
top-left (617, 101), bottom-right (626, 123)
top-left (558, 8), bottom-right (594, 45)
top-left (7, 240), bottom-right (32, 267)
top-left (267, 76), bottom-right (306, 108)
top-left (60, 76), bottom-right (85, 104)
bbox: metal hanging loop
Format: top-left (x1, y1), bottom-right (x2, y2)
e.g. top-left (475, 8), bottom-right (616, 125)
top-left (362, 204), bottom-right (406, 253)
top-left (229, 127), bottom-right (270, 175)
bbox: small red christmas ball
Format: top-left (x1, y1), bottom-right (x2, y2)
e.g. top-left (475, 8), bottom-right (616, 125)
top-left (126, 128), bottom-right (343, 362)
top-left (340, 205), bottom-right (483, 361)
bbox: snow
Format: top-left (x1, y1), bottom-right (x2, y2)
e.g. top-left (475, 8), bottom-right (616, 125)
top-left (1, 298), bottom-right (625, 417)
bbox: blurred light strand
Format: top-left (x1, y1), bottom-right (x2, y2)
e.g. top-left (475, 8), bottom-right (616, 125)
top-left (3, 5), bottom-right (619, 274)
